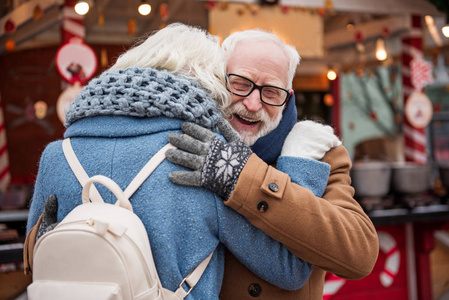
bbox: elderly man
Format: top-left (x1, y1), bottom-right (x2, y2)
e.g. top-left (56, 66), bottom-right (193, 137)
top-left (166, 29), bottom-right (379, 299)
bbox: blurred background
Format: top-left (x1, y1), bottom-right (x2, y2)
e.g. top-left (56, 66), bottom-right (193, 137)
top-left (1, 0), bottom-right (449, 299)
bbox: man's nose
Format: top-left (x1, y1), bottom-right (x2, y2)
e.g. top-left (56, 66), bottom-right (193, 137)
top-left (242, 89), bottom-right (263, 112)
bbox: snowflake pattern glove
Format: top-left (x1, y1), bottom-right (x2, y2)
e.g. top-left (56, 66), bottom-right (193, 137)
top-left (166, 119), bottom-right (252, 200)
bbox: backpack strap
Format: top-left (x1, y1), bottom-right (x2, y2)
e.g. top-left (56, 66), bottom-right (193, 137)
top-left (174, 252), bottom-right (214, 298)
top-left (62, 137), bottom-right (213, 297)
top-left (124, 143), bottom-right (176, 199)
top-left (63, 138), bottom-right (104, 203)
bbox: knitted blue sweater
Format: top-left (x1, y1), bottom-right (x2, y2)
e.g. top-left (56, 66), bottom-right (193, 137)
top-left (27, 68), bottom-right (331, 299)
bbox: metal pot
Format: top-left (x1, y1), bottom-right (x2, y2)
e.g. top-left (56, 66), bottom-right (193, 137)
top-left (351, 161), bottom-right (392, 198)
top-left (438, 163), bottom-right (449, 191)
top-left (391, 162), bottom-right (431, 194)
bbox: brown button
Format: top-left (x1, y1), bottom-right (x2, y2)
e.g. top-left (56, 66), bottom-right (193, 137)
top-left (268, 182), bottom-right (279, 192)
top-left (248, 283), bottom-right (262, 297)
top-left (257, 201), bottom-right (268, 213)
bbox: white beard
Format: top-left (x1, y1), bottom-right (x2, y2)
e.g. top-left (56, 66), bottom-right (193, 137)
top-left (226, 102), bottom-right (283, 146)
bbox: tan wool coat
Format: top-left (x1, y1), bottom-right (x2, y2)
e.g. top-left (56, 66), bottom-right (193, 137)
top-left (219, 145), bottom-right (379, 299)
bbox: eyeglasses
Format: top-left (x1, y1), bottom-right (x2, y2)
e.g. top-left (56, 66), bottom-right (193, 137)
top-left (225, 74), bottom-right (290, 107)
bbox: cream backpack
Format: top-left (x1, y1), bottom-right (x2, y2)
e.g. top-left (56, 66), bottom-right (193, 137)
top-left (27, 138), bottom-right (213, 300)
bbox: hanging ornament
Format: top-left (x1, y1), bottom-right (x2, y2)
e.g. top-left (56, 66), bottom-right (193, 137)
top-left (101, 48), bottom-right (108, 68)
top-left (33, 5), bottom-right (44, 21)
top-left (218, 1), bottom-right (228, 10)
top-left (205, 1), bottom-right (216, 10)
top-left (324, 0), bottom-right (335, 15)
top-left (316, 7), bottom-right (326, 16)
top-left (5, 39), bottom-right (15, 51)
top-left (4, 19), bottom-right (16, 34)
top-left (128, 19), bottom-right (136, 36)
top-left (34, 101), bottom-right (48, 119)
top-left (98, 12), bottom-right (105, 27)
top-left (237, 7), bottom-right (246, 16)
top-left (280, 5), bottom-right (290, 14)
top-left (354, 30), bottom-right (364, 42)
top-left (160, 3), bottom-right (169, 21)
top-left (248, 4), bottom-right (259, 15)
top-left (324, 0), bottom-right (334, 10)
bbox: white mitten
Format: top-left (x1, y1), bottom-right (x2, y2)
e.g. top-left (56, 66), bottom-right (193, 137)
top-left (281, 120), bottom-right (342, 160)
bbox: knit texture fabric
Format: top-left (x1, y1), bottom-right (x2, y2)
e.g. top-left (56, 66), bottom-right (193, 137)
top-left (201, 138), bottom-right (252, 200)
top-left (250, 94), bottom-right (298, 165)
top-left (65, 67), bottom-right (222, 131)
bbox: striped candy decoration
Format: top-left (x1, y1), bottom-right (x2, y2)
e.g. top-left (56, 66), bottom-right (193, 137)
top-left (0, 95), bottom-right (11, 192)
top-left (401, 15), bottom-right (428, 164)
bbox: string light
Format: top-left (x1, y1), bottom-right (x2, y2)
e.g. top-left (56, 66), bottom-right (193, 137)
top-left (375, 38), bottom-right (387, 61)
top-left (327, 68), bottom-right (337, 81)
top-left (74, 1), bottom-right (89, 15)
top-left (138, 0), bottom-right (151, 16)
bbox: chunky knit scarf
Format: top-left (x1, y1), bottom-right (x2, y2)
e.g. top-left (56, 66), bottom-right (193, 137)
top-left (65, 67), bottom-right (222, 131)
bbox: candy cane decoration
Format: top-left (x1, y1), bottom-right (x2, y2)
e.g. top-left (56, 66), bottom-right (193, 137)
top-left (378, 231), bottom-right (400, 287)
top-left (401, 15), bottom-right (427, 164)
top-left (323, 273), bottom-right (346, 300)
top-left (323, 231), bottom-right (400, 298)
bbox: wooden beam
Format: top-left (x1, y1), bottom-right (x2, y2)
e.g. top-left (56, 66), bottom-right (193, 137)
top-left (293, 74), bottom-right (329, 91)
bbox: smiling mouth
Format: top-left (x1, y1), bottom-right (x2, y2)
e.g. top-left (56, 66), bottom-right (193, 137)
top-left (234, 114), bottom-right (260, 126)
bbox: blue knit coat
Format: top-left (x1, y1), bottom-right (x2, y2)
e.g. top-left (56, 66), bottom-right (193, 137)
top-left (27, 68), bottom-right (330, 299)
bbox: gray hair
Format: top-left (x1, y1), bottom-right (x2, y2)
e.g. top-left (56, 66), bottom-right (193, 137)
top-left (109, 23), bottom-right (231, 110)
top-left (221, 29), bottom-right (300, 90)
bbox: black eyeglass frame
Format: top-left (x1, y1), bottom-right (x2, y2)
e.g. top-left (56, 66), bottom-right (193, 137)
top-left (225, 73), bottom-right (290, 107)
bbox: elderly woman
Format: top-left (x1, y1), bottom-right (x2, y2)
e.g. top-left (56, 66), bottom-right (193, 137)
top-left (25, 24), bottom-right (329, 299)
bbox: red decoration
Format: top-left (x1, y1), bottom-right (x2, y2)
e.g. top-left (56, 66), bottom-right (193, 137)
top-left (4, 19), bottom-right (15, 34)
top-left (128, 19), bottom-right (136, 36)
top-left (370, 111), bottom-right (378, 121)
top-left (317, 7), bottom-right (326, 16)
top-left (381, 27), bottom-right (390, 37)
top-left (354, 30), bottom-right (364, 42)
top-left (159, 3), bottom-right (169, 21)
top-left (205, 0), bottom-right (216, 10)
top-left (280, 5), bottom-right (290, 14)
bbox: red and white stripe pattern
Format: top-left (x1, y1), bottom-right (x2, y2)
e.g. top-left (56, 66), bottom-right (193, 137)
top-left (61, 0), bottom-right (85, 43)
top-left (401, 15), bottom-right (427, 164)
top-left (323, 273), bottom-right (347, 300)
top-left (0, 96), bottom-right (11, 192)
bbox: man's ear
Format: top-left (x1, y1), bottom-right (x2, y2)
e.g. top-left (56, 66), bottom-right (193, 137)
top-left (283, 90), bottom-right (294, 113)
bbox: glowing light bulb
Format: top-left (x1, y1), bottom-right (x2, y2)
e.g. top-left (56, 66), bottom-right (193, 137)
top-left (74, 1), bottom-right (89, 15)
top-left (442, 25), bottom-right (449, 38)
top-left (327, 69), bottom-right (337, 81)
top-left (375, 38), bottom-right (387, 61)
top-left (138, 2), bottom-right (151, 16)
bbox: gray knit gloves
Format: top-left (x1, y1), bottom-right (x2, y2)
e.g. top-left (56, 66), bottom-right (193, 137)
top-left (166, 119), bottom-right (252, 200)
top-left (36, 194), bottom-right (59, 242)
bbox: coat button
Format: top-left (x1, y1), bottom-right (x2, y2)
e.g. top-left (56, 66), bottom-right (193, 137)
top-left (257, 201), bottom-right (268, 213)
top-left (268, 182), bottom-right (279, 192)
top-left (248, 283), bottom-right (262, 297)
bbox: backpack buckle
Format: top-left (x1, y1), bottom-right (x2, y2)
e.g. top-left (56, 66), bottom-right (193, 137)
top-left (178, 277), bottom-right (193, 296)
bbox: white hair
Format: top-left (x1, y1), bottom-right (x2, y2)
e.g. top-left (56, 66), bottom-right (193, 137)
top-left (221, 29), bottom-right (300, 90)
top-left (109, 23), bottom-right (231, 110)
